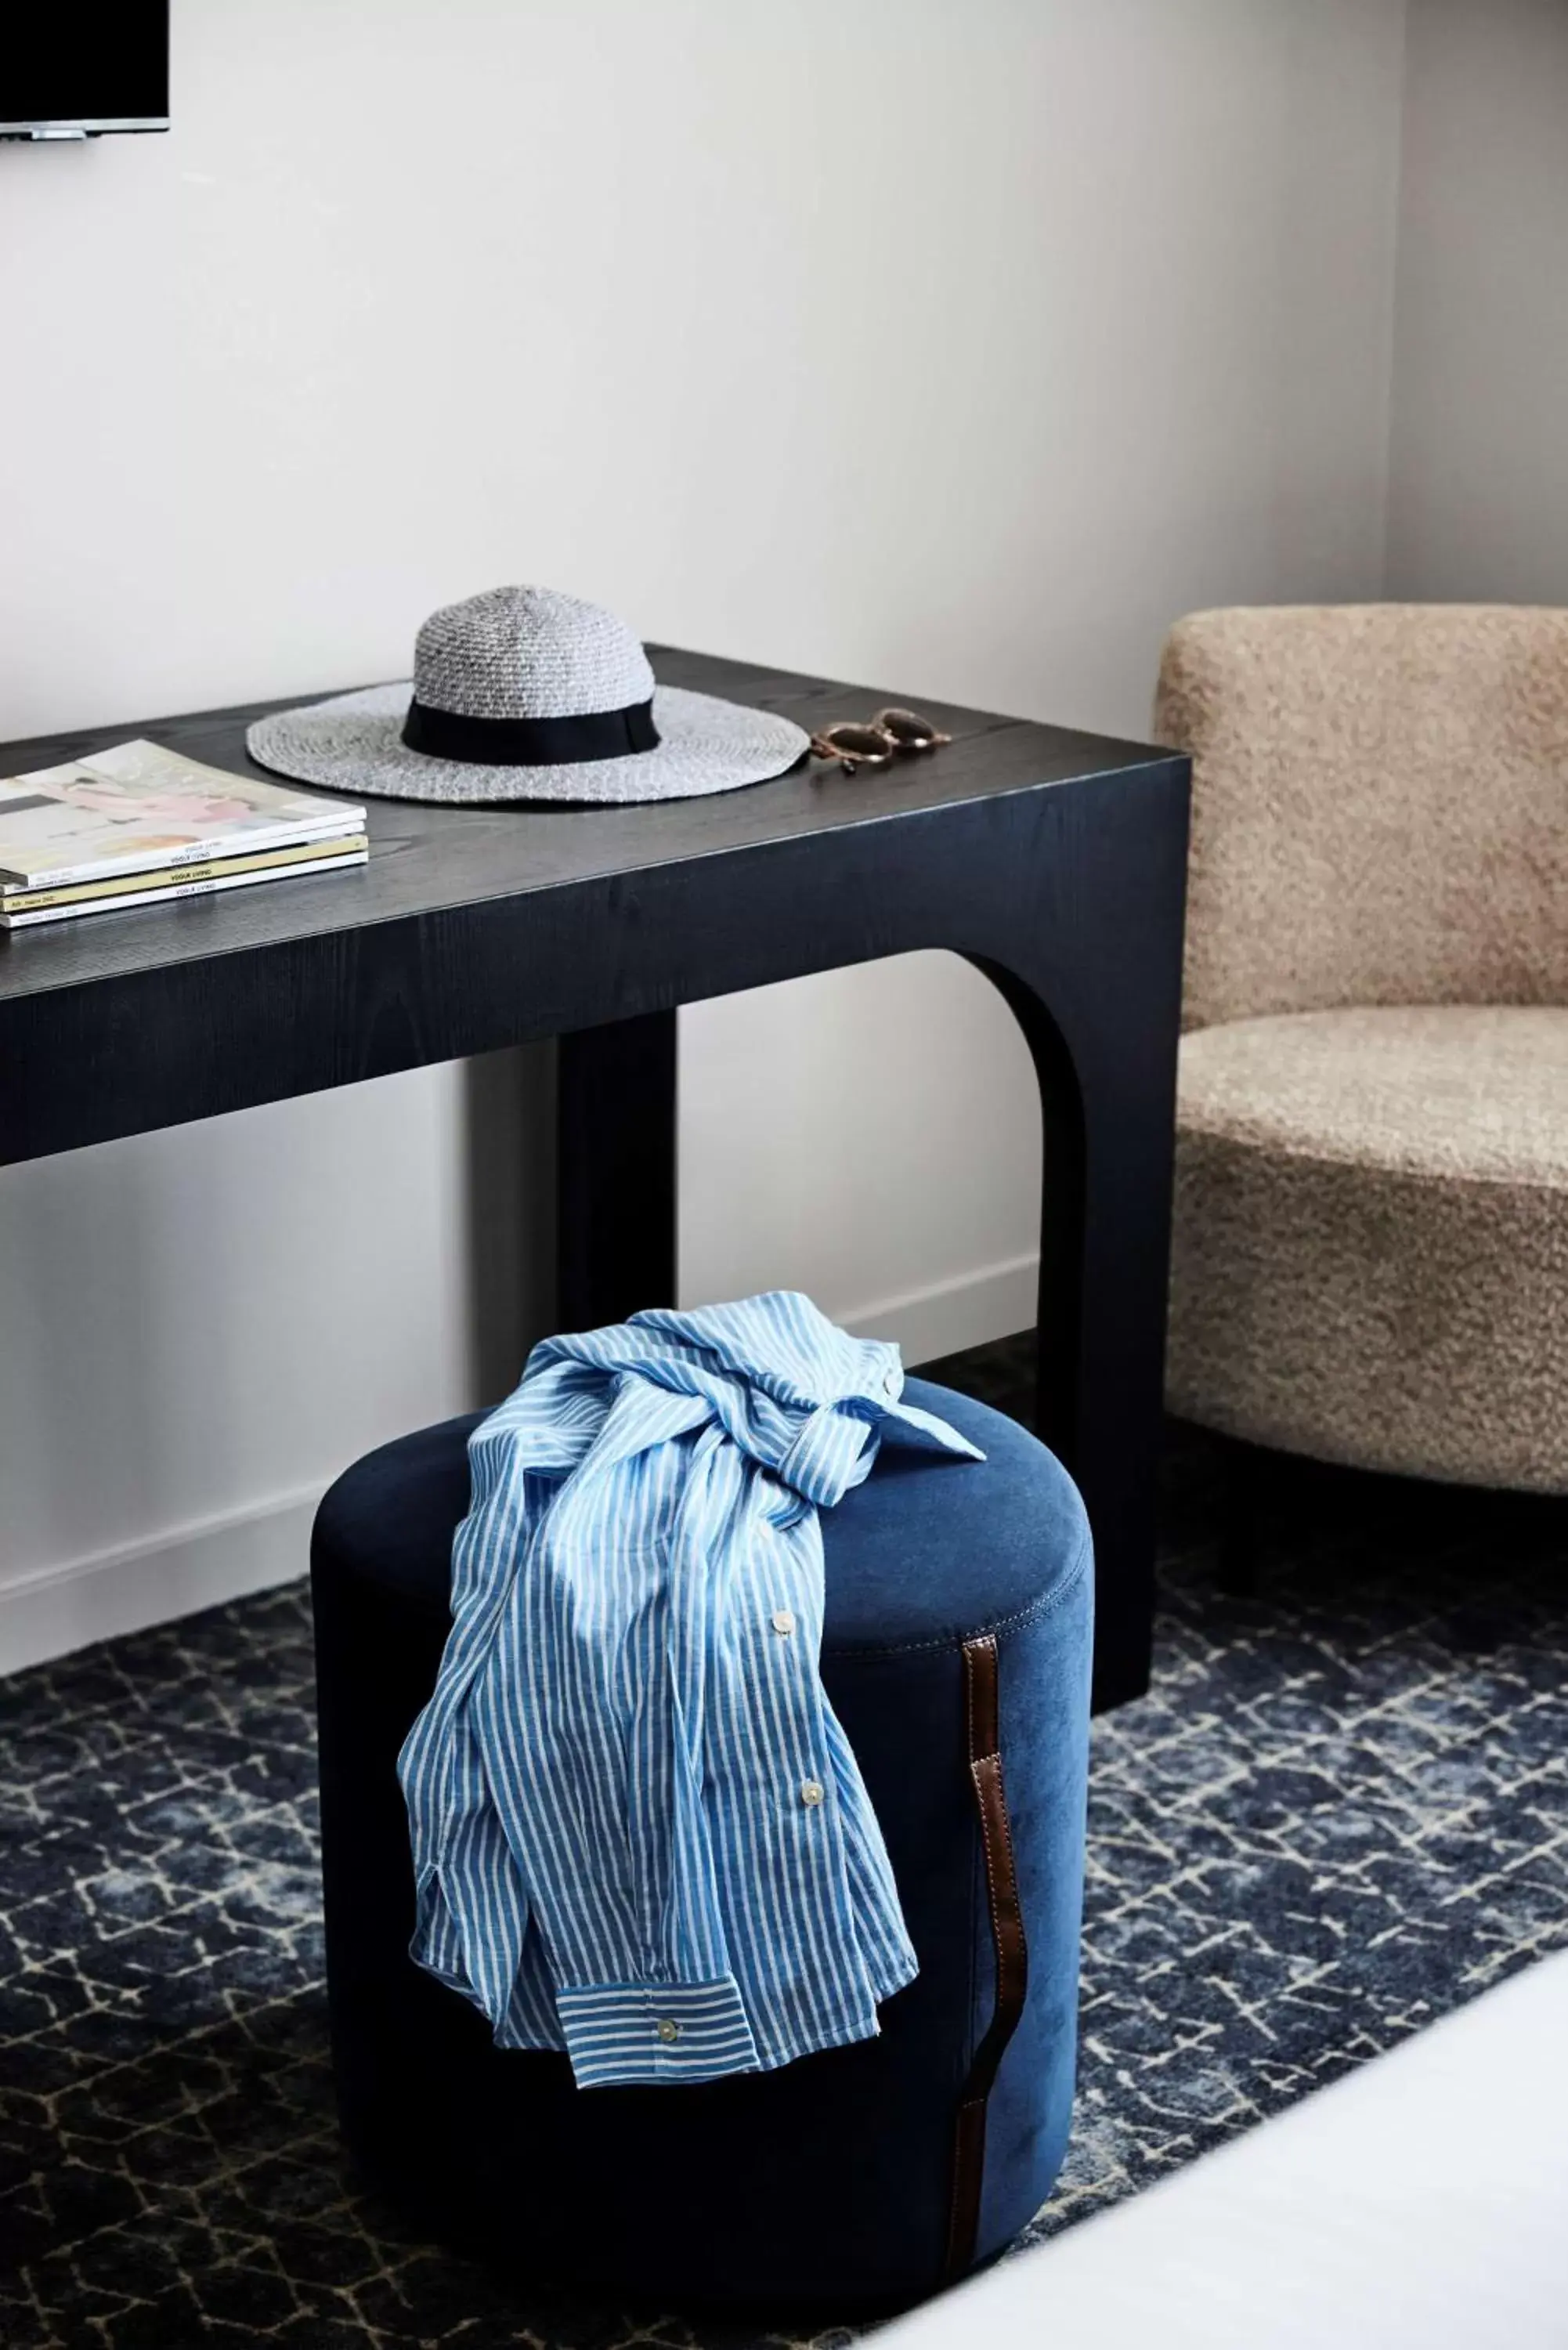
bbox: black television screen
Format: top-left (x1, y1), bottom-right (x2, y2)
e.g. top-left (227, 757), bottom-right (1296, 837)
top-left (2, 5), bottom-right (169, 138)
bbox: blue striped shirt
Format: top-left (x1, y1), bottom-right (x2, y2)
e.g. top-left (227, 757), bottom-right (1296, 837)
top-left (397, 1291), bottom-right (984, 2088)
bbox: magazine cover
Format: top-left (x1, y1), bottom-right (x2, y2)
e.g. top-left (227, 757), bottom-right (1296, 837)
top-left (0, 739), bottom-right (365, 891)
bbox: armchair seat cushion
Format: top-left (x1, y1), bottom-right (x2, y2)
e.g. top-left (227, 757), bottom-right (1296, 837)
top-left (1168, 1005), bottom-right (1568, 1488)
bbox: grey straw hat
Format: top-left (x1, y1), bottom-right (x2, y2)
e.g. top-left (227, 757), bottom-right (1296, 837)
top-left (246, 585), bottom-right (811, 807)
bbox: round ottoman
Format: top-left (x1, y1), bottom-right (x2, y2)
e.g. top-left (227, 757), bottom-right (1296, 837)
top-left (310, 1376), bottom-right (1093, 2309)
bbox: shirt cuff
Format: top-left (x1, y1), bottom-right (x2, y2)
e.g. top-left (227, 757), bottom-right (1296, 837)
top-left (555, 1976), bottom-right (761, 2088)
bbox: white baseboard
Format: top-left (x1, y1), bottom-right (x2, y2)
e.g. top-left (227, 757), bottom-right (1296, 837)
top-left (0, 1256), bottom-right (1039, 1679)
top-left (840, 1250), bottom-right (1039, 1367)
top-left (0, 1481), bottom-right (327, 1679)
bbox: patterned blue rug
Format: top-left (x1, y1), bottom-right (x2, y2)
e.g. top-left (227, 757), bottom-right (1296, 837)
top-left (4, 1337), bottom-right (1567, 2346)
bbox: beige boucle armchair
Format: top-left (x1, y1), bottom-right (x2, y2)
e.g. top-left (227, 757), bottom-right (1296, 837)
top-left (1155, 604), bottom-right (1568, 1493)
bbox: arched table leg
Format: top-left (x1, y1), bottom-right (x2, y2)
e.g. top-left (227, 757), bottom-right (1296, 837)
top-left (558, 946), bottom-right (1181, 1710)
top-left (969, 952), bottom-right (1182, 1705)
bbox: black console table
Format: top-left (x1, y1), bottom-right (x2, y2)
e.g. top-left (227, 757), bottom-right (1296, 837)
top-left (0, 647), bottom-right (1189, 1708)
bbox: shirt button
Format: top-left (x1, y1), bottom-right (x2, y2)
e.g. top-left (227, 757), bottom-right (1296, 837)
top-left (771, 1609), bottom-right (797, 1636)
top-left (657, 2018), bottom-right (681, 2044)
top-left (800, 1779), bottom-right (825, 1808)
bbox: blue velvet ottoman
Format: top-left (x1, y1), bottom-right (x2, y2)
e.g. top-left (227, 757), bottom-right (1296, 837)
top-left (310, 1376), bottom-right (1092, 2308)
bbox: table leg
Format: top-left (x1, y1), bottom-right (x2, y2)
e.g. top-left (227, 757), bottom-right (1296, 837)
top-left (1052, 1055), bottom-right (1172, 1713)
top-left (556, 1009), bottom-right (679, 1330)
top-left (979, 968), bottom-right (1174, 1711)
top-left (970, 790), bottom-right (1187, 1711)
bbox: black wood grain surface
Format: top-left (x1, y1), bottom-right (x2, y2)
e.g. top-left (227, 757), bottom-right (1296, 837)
top-left (0, 648), bottom-right (1165, 1014)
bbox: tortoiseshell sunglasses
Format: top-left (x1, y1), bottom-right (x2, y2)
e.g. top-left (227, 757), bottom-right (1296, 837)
top-left (809, 707), bottom-right (952, 775)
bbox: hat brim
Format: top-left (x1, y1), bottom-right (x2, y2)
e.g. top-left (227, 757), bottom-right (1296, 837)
top-left (246, 682), bottom-right (811, 808)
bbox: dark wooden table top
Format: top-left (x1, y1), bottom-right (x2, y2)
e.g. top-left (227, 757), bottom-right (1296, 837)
top-left (0, 644), bottom-right (1169, 1011)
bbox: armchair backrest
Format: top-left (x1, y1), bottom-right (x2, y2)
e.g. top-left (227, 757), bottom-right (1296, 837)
top-left (1154, 605), bottom-right (1568, 1032)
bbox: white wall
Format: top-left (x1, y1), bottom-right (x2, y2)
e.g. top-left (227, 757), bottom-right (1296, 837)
top-left (1386, 0), bottom-right (1568, 602)
top-left (0, 0), bottom-right (1407, 1669)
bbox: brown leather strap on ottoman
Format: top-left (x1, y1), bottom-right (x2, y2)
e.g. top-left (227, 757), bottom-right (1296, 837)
top-left (944, 1632), bottom-right (1029, 2280)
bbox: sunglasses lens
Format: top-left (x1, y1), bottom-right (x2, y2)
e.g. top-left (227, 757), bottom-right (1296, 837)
top-left (824, 725), bottom-right (892, 759)
top-left (880, 708), bottom-right (939, 748)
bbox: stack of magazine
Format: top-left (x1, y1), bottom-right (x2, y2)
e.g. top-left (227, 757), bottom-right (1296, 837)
top-left (0, 739), bottom-right (367, 930)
